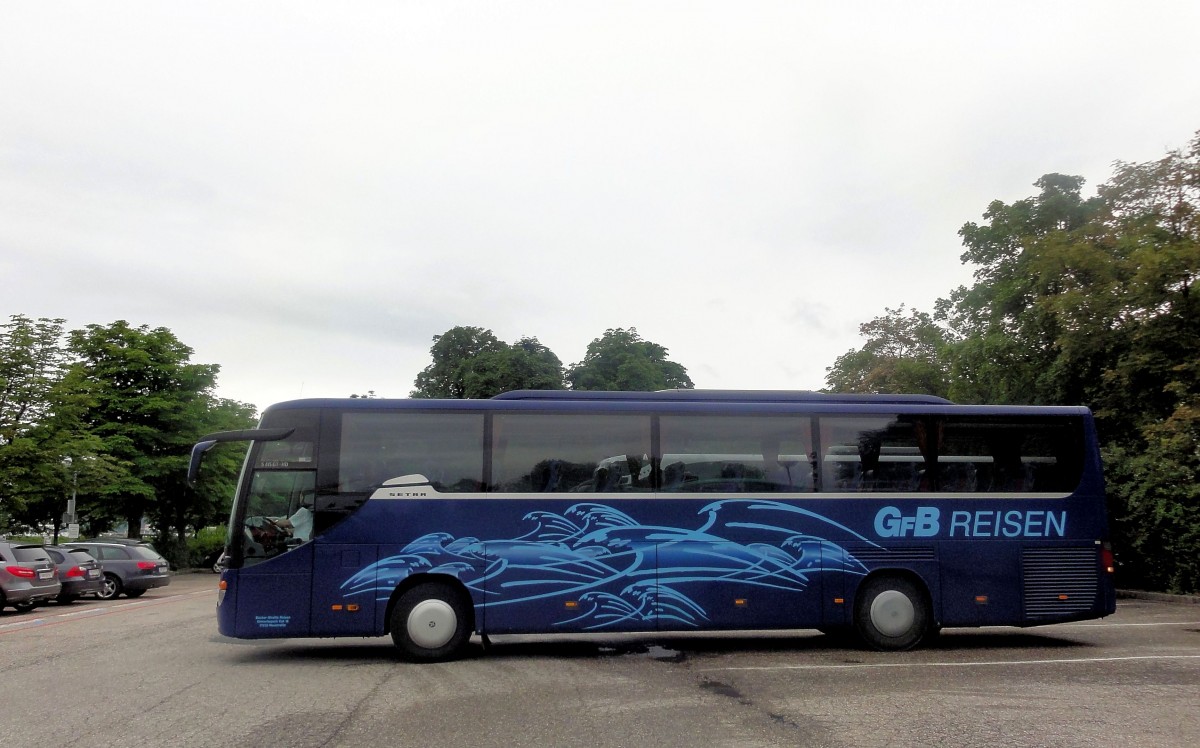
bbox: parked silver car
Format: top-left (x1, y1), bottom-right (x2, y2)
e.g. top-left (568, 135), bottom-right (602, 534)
top-left (44, 545), bottom-right (104, 602)
top-left (0, 541), bottom-right (62, 612)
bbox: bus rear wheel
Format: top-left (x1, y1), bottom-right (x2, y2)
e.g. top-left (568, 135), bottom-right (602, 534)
top-left (391, 582), bottom-right (471, 662)
top-left (854, 576), bottom-right (931, 651)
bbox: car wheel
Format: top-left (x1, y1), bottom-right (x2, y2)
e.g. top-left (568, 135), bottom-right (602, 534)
top-left (97, 573), bottom-right (122, 600)
top-left (56, 594), bottom-right (79, 604)
top-left (125, 589), bottom-right (146, 598)
top-left (13, 601), bottom-right (38, 613)
top-left (390, 582), bottom-right (472, 662)
top-left (854, 575), bottom-right (931, 651)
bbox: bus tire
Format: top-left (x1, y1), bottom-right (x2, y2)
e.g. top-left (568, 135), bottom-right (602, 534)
top-left (854, 576), bottom-right (930, 651)
top-left (390, 582), bottom-right (471, 662)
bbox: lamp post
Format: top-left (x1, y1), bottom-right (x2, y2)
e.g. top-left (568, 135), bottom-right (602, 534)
top-left (58, 457), bottom-right (79, 543)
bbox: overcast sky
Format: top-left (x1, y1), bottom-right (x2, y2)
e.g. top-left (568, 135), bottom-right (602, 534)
top-left (4, 2), bottom-right (1199, 412)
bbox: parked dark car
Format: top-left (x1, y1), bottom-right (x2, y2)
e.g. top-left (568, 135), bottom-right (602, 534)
top-left (0, 541), bottom-right (62, 612)
top-left (65, 540), bottom-right (171, 600)
top-left (202, 549), bottom-right (226, 573)
top-left (44, 545), bottom-right (104, 603)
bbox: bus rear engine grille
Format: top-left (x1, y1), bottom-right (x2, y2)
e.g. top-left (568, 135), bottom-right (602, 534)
top-left (1022, 547), bottom-right (1098, 619)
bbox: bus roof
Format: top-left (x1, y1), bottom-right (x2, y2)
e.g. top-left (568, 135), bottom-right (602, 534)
top-left (490, 389), bottom-right (954, 405)
top-left (258, 391), bottom-right (1100, 419)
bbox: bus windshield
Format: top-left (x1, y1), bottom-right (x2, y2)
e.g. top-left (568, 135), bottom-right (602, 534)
top-left (239, 469), bottom-right (316, 561)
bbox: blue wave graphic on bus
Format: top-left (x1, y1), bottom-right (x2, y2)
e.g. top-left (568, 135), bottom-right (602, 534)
top-left (339, 500), bottom-right (872, 629)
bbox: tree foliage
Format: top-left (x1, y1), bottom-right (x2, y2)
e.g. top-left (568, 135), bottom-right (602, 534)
top-left (826, 130), bottom-right (1200, 592)
top-left (825, 306), bottom-right (950, 397)
top-left (0, 315), bottom-right (255, 547)
top-left (411, 327), bottom-right (565, 398)
top-left (0, 315), bottom-right (69, 446)
top-left (411, 326), bottom-right (694, 398)
top-left (0, 315), bottom-right (112, 529)
top-left (462, 337), bottom-right (565, 398)
top-left (411, 326), bottom-right (508, 398)
top-left (566, 328), bottom-right (693, 391)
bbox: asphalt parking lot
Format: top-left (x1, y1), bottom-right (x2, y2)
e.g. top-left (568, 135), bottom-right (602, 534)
top-left (1, 575), bottom-right (1197, 748)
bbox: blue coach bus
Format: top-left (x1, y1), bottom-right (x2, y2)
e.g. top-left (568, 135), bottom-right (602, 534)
top-left (189, 390), bottom-right (1116, 661)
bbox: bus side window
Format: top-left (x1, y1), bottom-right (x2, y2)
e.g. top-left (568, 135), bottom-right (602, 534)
top-left (938, 417), bottom-right (1083, 493)
top-left (491, 414), bottom-right (651, 494)
top-left (938, 461), bottom-right (978, 492)
top-left (819, 416), bottom-right (922, 492)
top-left (659, 415), bottom-right (812, 494)
top-left (661, 461), bottom-right (690, 491)
top-left (339, 412), bottom-right (485, 494)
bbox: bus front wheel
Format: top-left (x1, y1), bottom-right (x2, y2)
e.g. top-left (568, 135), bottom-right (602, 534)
top-left (854, 576), bottom-right (930, 651)
top-left (390, 582), bottom-right (471, 662)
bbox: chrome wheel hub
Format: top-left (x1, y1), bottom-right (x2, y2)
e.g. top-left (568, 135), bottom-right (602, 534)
top-left (870, 590), bottom-right (915, 637)
top-left (407, 599), bottom-right (457, 650)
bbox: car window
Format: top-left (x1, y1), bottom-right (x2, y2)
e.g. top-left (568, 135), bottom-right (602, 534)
top-left (129, 546), bottom-right (164, 561)
top-left (47, 549), bottom-right (65, 563)
top-left (13, 547), bottom-right (51, 563)
top-left (98, 546), bottom-right (130, 560)
top-left (69, 549), bottom-right (96, 561)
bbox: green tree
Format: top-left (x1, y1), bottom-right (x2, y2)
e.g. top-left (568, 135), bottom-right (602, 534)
top-left (830, 131), bottom-right (1200, 591)
top-left (1105, 400), bottom-right (1200, 593)
top-left (824, 306), bottom-right (951, 396)
top-left (14, 442), bottom-right (128, 542)
top-left (462, 337), bottom-right (565, 398)
top-left (0, 315), bottom-right (104, 531)
top-left (169, 396), bottom-right (258, 536)
top-left (412, 328), bottom-right (566, 398)
top-left (1, 314), bottom-right (257, 548)
top-left (0, 315), bottom-right (57, 526)
top-left (0, 314), bottom-right (68, 447)
top-left (939, 174), bottom-right (1109, 405)
top-left (65, 321), bottom-right (223, 538)
top-left (411, 326), bottom-right (506, 398)
top-left (566, 328), bottom-right (693, 391)
top-left (1092, 134), bottom-right (1200, 442)
top-left (1093, 134), bottom-right (1200, 591)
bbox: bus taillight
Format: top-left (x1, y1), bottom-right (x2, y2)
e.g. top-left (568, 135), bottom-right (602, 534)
top-left (1101, 543), bottom-right (1115, 574)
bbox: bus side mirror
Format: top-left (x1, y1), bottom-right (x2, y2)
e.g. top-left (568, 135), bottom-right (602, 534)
top-left (187, 427), bottom-right (294, 487)
top-left (188, 440), bottom-right (218, 487)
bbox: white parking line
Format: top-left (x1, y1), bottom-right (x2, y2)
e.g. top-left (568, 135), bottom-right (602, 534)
top-left (701, 654), bottom-right (1200, 672)
top-left (956, 620), bottom-right (1200, 630)
top-left (1057, 620), bottom-right (1200, 628)
top-left (0, 589), bottom-right (213, 633)
top-left (53, 607), bottom-right (110, 618)
top-left (0, 618), bottom-right (46, 631)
